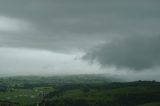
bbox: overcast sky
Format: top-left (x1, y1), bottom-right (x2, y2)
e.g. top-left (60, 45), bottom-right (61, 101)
top-left (0, 0), bottom-right (160, 80)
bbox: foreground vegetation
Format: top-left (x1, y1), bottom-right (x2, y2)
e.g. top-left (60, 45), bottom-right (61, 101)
top-left (0, 75), bottom-right (160, 106)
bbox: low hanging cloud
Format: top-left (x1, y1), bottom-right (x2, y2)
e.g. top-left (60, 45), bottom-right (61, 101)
top-left (84, 35), bottom-right (160, 70)
top-left (0, 47), bottom-right (100, 76)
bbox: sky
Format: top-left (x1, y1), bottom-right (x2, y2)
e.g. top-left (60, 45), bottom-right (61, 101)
top-left (0, 0), bottom-right (160, 80)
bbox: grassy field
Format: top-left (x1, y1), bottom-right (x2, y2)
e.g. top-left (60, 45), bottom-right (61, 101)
top-left (139, 102), bottom-right (160, 106)
top-left (0, 87), bottom-right (53, 105)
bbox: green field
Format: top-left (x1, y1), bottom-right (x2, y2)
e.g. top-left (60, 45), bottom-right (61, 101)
top-left (0, 75), bottom-right (160, 106)
top-left (0, 87), bottom-right (53, 105)
top-left (139, 102), bottom-right (160, 106)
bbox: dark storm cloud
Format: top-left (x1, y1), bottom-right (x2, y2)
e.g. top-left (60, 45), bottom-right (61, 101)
top-left (84, 35), bottom-right (160, 70)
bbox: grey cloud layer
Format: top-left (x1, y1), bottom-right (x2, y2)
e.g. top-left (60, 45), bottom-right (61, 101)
top-left (0, 1), bottom-right (160, 52)
top-left (0, 0), bottom-right (160, 71)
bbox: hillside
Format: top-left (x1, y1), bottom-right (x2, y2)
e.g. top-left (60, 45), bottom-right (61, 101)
top-left (0, 75), bottom-right (160, 106)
